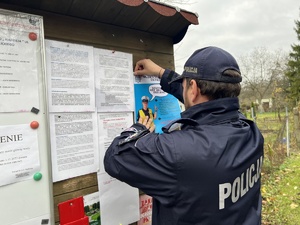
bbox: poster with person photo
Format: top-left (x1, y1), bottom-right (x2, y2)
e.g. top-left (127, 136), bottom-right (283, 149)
top-left (134, 75), bottom-right (181, 133)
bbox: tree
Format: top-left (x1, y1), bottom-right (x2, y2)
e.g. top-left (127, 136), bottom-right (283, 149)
top-left (238, 47), bottom-right (288, 112)
top-left (285, 15), bottom-right (300, 106)
top-left (271, 77), bottom-right (290, 116)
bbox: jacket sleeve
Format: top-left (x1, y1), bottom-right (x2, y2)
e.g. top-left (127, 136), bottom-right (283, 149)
top-left (104, 131), bottom-right (178, 207)
top-left (160, 69), bottom-right (184, 103)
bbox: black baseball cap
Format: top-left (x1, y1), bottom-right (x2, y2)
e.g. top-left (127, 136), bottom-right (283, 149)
top-left (170, 46), bottom-right (242, 84)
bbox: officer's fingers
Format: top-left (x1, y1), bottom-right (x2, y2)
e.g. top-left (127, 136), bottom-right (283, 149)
top-left (149, 124), bottom-right (155, 133)
top-left (138, 117), bottom-right (143, 124)
top-left (134, 61), bottom-right (143, 72)
top-left (146, 118), bottom-right (153, 129)
top-left (142, 116), bottom-right (149, 126)
top-left (134, 60), bottom-right (147, 76)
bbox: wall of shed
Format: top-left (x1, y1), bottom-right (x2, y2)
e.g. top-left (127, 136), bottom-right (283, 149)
top-left (0, 3), bottom-right (176, 225)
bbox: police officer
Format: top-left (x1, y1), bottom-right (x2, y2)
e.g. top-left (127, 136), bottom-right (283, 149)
top-left (104, 46), bottom-right (264, 225)
top-left (137, 96), bottom-right (157, 124)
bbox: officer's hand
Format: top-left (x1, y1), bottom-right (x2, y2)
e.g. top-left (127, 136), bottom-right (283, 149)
top-left (134, 59), bottom-right (165, 78)
top-left (138, 116), bottom-right (155, 133)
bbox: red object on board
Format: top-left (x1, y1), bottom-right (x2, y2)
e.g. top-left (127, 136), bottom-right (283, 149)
top-left (58, 196), bottom-right (89, 225)
top-left (63, 217), bottom-right (89, 225)
top-left (29, 32), bottom-right (37, 41)
top-left (30, 121), bottom-right (39, 129)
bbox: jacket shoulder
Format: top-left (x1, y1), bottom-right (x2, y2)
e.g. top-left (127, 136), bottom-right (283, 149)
top-left (162, 118), bottom-right (199, 133)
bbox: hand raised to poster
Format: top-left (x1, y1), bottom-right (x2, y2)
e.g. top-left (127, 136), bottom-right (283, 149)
top-left (138, 116), bottom-right (155, 133)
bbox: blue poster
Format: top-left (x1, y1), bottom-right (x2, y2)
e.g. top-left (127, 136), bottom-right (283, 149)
top-left (134, 76), bottom-right (181, 133)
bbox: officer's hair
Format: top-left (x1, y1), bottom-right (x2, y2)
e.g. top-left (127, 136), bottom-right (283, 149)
top-left (185, 70), bottom-right (241, 100)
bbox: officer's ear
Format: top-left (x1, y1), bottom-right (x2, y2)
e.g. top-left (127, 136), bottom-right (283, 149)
top-left (189, 79), bottom-right (200, 102)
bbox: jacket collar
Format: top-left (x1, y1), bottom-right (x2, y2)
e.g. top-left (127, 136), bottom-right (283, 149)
top-left (162, 98), bottom-right (240, 133)
top-left (181, 97), bottom-right (240, 125)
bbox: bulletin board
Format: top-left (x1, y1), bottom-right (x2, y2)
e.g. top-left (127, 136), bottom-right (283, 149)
top-left (0, 9), bottom-right (53, 225)
top-left (0, 3), bottom-right (181, 225)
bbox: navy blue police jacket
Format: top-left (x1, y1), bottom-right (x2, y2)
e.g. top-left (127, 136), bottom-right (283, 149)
top-left (104, 69), bottom-right (264, 225)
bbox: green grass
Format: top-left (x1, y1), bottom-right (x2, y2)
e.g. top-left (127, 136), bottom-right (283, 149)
top-left (254, 111), bottom-right (300, 224)
top-left (91, 212), bottom-right (100, 221)
top-left (261, 152), bottom-right (300, 225)
top-left (255, 112), bottom-right (288, 172)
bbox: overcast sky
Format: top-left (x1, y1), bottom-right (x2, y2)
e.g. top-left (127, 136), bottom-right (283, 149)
top-left (173, 0), bottom-right (300, 73)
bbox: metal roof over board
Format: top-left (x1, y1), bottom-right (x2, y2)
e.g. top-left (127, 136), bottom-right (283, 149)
top-left (0, 0), bottom-right (199, 44)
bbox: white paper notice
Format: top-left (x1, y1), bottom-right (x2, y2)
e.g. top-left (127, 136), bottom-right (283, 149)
top-left (45, 40), bottom-right (95, 112)
top-left (0, 14), bottom-right (41, 112)
top-left (12, 214), bottom-right (51, 225)
top-left (98, 172), bottom-right (139, 225)
top-left (94, 48), bottom-right (134, 112)
top-left (97, 112), bottom-right (138, 225)
top-left (49, 113), bottom-right (99, 182)
top-left (0, 124), bottom-right (40, 187)
top-left (97, 112), bottom-right (133, 173)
